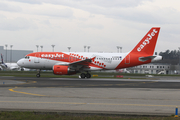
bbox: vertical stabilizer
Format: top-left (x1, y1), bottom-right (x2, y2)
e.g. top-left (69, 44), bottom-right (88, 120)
top-left (130, 27), bottom-right (160, 55)
top-left (1, 54), bottom-right (7, 68)
top-left (115, 27), bottom-right (161, 69)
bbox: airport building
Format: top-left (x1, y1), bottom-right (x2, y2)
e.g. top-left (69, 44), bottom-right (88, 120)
top-left (126, 63), bottom-right (179, 75)
top-left (0, 46), bottom-right (33, 63)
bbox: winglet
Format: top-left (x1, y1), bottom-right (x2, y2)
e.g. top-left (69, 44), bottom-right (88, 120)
top-left (91, 57), bottom-right (96, 62)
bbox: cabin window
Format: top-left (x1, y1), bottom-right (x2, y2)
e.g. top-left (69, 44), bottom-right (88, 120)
top-left (25, 56), bottom-right (30, 59)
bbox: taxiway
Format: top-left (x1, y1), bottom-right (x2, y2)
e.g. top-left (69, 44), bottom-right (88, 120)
top-left (0, 76), bottom-right (180, 116)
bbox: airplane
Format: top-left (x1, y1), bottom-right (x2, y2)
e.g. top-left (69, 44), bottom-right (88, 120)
top-left (17, 27), bottom-right (162, 78)
top-left (0, 54), bottom-right (23, 71)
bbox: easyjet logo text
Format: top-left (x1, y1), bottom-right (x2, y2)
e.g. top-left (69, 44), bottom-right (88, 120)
top-left (137, 29), bottom-right (158, 52)
top-left (41, 54), bottom-right (64, 58)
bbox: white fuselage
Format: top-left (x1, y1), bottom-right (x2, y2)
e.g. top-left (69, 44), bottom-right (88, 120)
top-left (17, 52), bottom-right (129, 71)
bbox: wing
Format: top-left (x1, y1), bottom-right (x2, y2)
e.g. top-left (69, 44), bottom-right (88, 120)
top-left (55, 57), bottom-right (96, 71)
top-left (10, 67), bottom-right (20, 71)
top-left (70, 57), bottom-right (94, 66)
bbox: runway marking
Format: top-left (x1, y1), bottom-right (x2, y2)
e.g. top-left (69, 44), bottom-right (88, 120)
top-left (9, 87), bottom-right (46, 96)
top-left (8, 81), bottom-right (157, 97)
top-left (0, 79), bottom-right (37, 85)
top-left (0, 100), bottom-right (178, 108)
top-left (8, 80), bottom-right (41, 96)
top-left (18, 80), bottom-right (37, 85)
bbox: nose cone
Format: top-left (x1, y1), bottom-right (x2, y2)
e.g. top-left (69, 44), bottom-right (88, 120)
top-left (17, 59), bottom-right (24, 67)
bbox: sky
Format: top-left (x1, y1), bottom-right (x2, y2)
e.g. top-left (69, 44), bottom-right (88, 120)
top-left (0, 0), bottom-right (180, 54)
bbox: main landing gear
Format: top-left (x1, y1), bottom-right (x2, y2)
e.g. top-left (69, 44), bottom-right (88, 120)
top-left (80, 72), bottom-right (91, 79)
top-left (36, 69), bottom-right (41, 78)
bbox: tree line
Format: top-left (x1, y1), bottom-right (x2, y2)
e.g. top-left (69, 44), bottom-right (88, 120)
top-left (157, 50), bottom-right (180, 65)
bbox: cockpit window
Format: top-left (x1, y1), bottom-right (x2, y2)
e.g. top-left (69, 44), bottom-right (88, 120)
top-left (25, 56), bottom-right (30, 59)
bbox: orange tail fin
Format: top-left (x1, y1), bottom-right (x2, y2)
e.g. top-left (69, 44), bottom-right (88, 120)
top-left (130, 27), bottom-right (160, 55)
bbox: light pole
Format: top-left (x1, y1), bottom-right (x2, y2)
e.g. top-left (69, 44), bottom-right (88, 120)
top-left (10, 45), bottom-right (13, 63)
top-left (5, 44), bottom-right (8, 62)
top-left (120, 47), bottom-right (122, 53)
top-left (52, 45), bottom-right (55, 52)
top-left (117, 46), bottom-right (120, 53)
top-left (87, 46), bottom-right (90, 52)
top-left (36, 45), bottom-right (39, 52)
top-left (40, 46), bottom-right (43, 52)
top-left (68, 47), bottom-right (71, 52)
top-left (84, 46), bottom-right (86, 52)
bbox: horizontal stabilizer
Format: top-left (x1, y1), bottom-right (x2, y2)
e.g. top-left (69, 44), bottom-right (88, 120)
top-left (139, 56), bottom-right (162, 62)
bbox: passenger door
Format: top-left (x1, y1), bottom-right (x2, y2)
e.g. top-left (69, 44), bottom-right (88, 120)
top-left (34, 54), bottom-right (40, 63)
top-left (125, 55), bottom-right (130, 64)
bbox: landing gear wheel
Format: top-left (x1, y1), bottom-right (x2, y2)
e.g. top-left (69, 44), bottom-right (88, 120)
top-left (36, 69), bottom-right (41, 78)
top-left (86, 73), bottom-right (91, 78)
top-left (36, 73), bottom-right (40, 78)
top-left (80, 73), bottom-right (86, 78)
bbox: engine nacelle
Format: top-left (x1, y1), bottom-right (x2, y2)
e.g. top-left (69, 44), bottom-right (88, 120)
top-left (53, 65), bottom-right (76, 75)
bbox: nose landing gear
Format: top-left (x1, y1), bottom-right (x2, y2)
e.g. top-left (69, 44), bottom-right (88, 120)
top-left (36, 69), bottom-right (41, 78)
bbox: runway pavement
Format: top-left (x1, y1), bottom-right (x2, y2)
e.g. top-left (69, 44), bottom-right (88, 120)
top-left (0, 76), bottom-right (180, 116)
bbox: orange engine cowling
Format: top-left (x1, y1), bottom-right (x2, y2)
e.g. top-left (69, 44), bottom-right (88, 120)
top-left (53, 65), bottom-right (76, 75)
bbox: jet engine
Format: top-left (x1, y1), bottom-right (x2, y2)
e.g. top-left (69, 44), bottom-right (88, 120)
top-left (53, 65), bottom-right (76, 75)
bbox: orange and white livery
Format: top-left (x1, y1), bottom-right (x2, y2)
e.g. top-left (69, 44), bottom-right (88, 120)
top-left (17, 27), bottom-right (162, 78)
